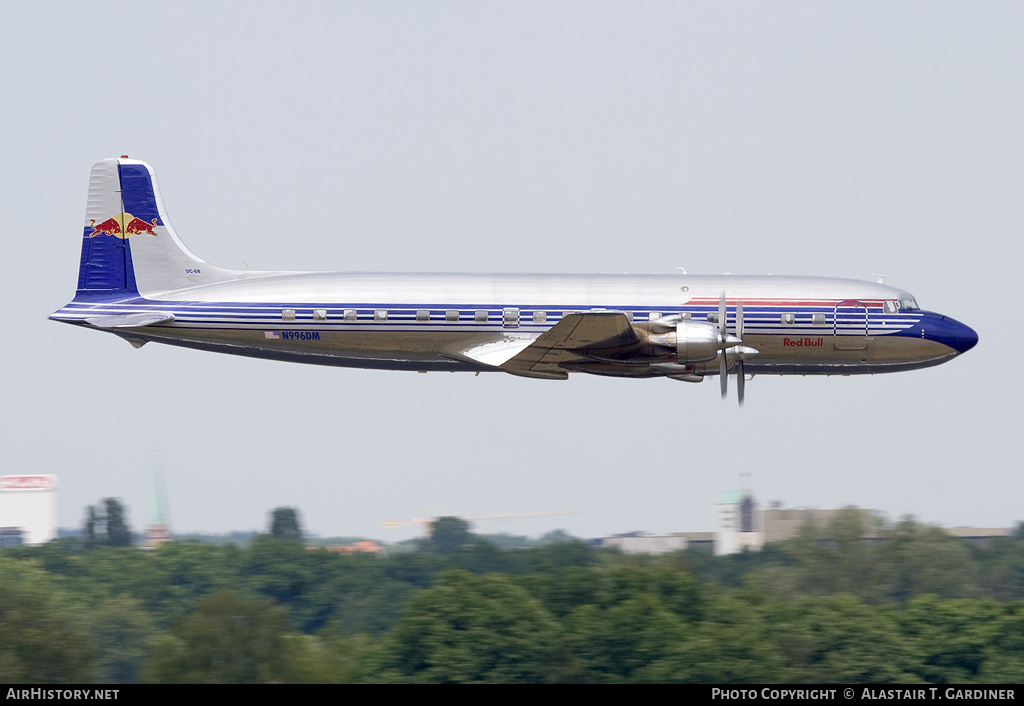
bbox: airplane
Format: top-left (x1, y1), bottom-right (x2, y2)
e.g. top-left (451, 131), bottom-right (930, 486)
top-left (50, 157), bottom-right (978, 404)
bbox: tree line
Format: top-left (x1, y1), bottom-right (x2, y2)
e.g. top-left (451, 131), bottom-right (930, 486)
top-left (1, 507), bottom-right (1023, 683)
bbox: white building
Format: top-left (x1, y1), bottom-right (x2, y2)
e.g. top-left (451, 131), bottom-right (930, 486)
top-left (0, 475), bottom-right (57, 545)
top-left (714, 489), bottom-right (764, 555)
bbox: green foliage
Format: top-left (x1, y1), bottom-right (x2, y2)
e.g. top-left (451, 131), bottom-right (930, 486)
top-left (270, 507), bottom-right (303, 541)
top-left (144, 589), bottom-right (288, 683)
top-left (279, 633), bottom-right (379, 684)
top-left (743, 511), bottom-right (979, 606)
top-left (83, 498), bottom-right (133, 548)
top-left (887, 518), bottom-right (977, 601)
top-left (0, 557), bottom-right (93, 683)
top-left (148, 541), bottom-right (244, 619)
top-left (513, 562), bottom-right (706, 682)
top-left (899, 595), bottom-right (1005, 683)
top-left (378, 570), bottom-right (560, 683)
top-left (84, 595), bottom-right (156, 684)
top-left (2, 513), bottom-right (1023, 684)
top-left (476, 533), bottom-right (533, 549)
top-left (975, 602), bottom-right (1024, 682)
top-left (974, 536), bottom-right (1024, 600)
top-left (425, 516), bottom-right (472, 555)
top-left (565, 592), bottom-right (690, 682)
top-left (635, 592), bottom-right (787, 684)
top-left (778, 595), bottom-right (921, 683)
top-left (780, 509), bottom-right (893, 602)
top-left (241, 534), bottom-right (314, 607)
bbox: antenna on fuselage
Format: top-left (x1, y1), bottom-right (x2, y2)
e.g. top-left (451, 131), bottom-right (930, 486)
top-left (873, 273), bottom-right (888, 284)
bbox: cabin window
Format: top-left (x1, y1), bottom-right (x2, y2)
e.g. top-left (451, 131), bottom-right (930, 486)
top-left (416, 310), bottom-right (430, 322)
top-left (343, 309), bottom-right (357, 321)
top-left (374, 309), bottom-right (388, 321)
top-left (781, 312), bottom-right (795, 326)
top-left (282, 309), bottom-right (296, 321)
top-left (533, 311), bottom-right (547, 324)
top-left (812, 313), bottom-right (826, 325)
top-left (446, 310), bottom-right (459, 322)
top-left (503, 308), bottom-right (520, 325)
top-left (313, 309), bottom-right (327, 321)
top-left (649, 312), bottom-right (662, 321)
top-left (707, 312), bottom-right (719, 324)
top-left (475, 310), bottom-right (489, 322)
top-left (624, 312), bottom-right (634, 322)
top-left (680, 312), bottom-right (691, 320)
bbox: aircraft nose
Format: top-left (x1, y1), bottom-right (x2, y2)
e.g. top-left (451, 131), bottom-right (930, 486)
top-left (927, 315), bottom-right (978, 354)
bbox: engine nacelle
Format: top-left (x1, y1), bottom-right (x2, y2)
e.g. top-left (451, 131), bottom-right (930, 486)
top-left (648, 318), bottom-right (723, 363)
top-left (674, 320), bottom-right (722, 362)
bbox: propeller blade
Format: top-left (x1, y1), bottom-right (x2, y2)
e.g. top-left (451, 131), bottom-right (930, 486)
top-left (720, 350), bottom-right (728, 398)
top-left (737, 360), bottom-right (745, 406)
top-left (737, 300), bottom-right (749, 405)
top-left (718, 293), bottom-right (727, 343)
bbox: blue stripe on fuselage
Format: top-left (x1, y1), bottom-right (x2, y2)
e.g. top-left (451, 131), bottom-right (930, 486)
top-left (54, 296), bottom-right (926, 339)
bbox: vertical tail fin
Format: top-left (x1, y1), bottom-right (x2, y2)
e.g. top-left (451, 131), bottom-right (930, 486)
top-left (74, 157), bottom-right (236, 300)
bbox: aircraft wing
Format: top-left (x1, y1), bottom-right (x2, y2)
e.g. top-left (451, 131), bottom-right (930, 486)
top-left (501, 312), bottom-right (638, 379)
top-left (444, 311), bottom-right (638, 379)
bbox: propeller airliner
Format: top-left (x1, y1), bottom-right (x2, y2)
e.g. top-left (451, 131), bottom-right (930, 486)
top-left (50, 157), bottom-right (978, 404)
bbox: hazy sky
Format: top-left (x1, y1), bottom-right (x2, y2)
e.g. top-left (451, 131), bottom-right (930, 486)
top-left (2, 2), bottom-right (1020, 542)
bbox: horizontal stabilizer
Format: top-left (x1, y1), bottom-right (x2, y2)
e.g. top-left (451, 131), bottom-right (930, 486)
top-left (84, 312), bottom-right (175, 329)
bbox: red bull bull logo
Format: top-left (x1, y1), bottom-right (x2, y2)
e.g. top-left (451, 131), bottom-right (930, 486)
top-left (89, 217), bottom-right (122, 237)
top-left (126, 217), bottom-right (159, 236)
top-left (88, 212), bottom-right (159, 238)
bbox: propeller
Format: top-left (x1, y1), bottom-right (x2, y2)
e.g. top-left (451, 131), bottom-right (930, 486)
top-left (736, 300), bottom-right (746, 406)
top-left (719, 296), bottom-right (729, 399)
top-left (718, 294), bottom-right (758, 406)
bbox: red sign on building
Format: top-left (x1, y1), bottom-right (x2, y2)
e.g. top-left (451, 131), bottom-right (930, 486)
top-left (0, 475), bottom-right (57, 491)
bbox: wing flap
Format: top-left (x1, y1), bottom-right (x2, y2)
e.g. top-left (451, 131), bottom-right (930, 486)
top-left (447, 335), bottom-right (540, 368)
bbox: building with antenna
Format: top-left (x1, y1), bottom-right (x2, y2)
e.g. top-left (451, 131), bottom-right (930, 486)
top-left (714, 488), bottom-right (764, 555)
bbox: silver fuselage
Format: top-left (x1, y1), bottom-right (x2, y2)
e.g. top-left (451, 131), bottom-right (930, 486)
top-left (53, 271), bottom-right (975, 377)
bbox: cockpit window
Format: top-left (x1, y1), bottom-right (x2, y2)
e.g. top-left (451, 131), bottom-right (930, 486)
top-left (883, 301), bottom-right (898, 314)
top-left (898, 298), bottom-right (920, 311)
